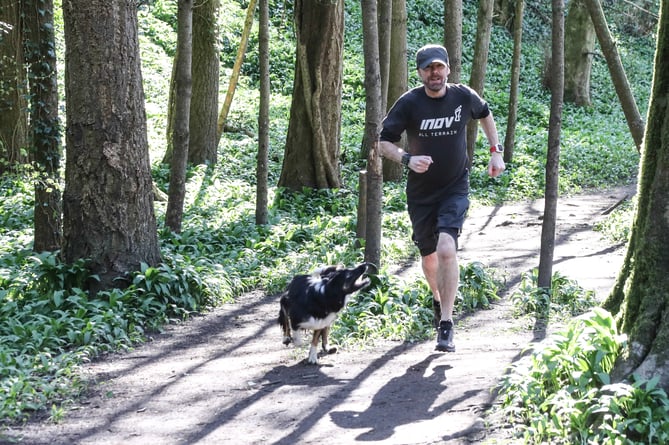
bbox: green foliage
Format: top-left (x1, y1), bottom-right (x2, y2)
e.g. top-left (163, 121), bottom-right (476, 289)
top-left (510, 268), bottom-right (599, 320)
top-left (0, 247), bottom-right (230, 424)
top-left (457, 261), bottom-right (502, 313)
top-left (594, 197), bottom-right (635, 244)
top-left (497, 308), bottom-right (669, 444)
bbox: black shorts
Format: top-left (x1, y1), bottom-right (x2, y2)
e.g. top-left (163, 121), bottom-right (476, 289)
top-left (407, 190), bottom-right (470, 257)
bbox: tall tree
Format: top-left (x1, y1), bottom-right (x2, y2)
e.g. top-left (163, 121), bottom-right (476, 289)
top-left (163, 0), bottom-right (219, 166)
top-left (166, 0), bottom-right (193, 233)
top-left (604, 1), bottom-right (669, 391)
top-left (62, 0), bottom-right (161, 290)
top-left (216, 0), bottom-right (256, 144)
top-left (584, 0), bottom-right (645, 151)
top-left (23, 0), bottom-right (62, 252)
top-left (465, 0), bottom-right (493, 169)
top-left (256, 0), bottom-right (269, 225)
top-left (381, 0), bottom-right (407, 182)
top-left (537, 0), bottom-right (565, 289)
top-left (564, 0), bottom-right (596, 105)
top-left (504, 0), bottom-right (524, 163)
top-left (360, 0), bottom-right (383, 267)
top-left (278, 0), bottom-right (344, 190)
top-left (443, 0), bottom-right (462, 83)
top-left (188, 0), bottom-right (219, 165)
top-left (0, 0), bottom-right (29, 171)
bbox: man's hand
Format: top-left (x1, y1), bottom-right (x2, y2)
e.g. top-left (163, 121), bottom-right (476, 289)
top-left (487, 152), bottom-right (505, 178)
top-left (409, 155), bottom-right (433, 173)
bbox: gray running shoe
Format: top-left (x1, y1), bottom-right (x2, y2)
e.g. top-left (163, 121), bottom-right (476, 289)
top-left (436, 320), bottom-right (455, 352)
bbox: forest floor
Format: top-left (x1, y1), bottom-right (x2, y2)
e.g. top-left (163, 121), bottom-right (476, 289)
top-left (2, 183), bottom-right (637, 445)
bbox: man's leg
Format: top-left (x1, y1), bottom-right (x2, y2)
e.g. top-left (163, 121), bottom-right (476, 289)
top-left (421, 232), bottom-right (458, 321)
top-left (422, 232), bottom-right (458, 352)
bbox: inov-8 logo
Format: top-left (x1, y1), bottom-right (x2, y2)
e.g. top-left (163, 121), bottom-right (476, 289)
top-left (419, 105), bottom-right (462, 130)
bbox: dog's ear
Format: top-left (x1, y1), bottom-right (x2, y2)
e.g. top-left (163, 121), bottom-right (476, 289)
top-left (313, 265), bottom-right (341, 279)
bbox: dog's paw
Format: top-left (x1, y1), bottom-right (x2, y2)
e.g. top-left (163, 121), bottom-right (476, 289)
top-left (324, 346), bottom-right (337, 355)
top-left (307, 345), bottom-right (319, 365)
top-left (282, 336), bottom-right (292, 346)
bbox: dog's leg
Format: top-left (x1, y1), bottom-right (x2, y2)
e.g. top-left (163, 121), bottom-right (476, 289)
top-left (321, 326), bottom-right (337, 355)
top-left (307, 330), bottom-right (321, 364)
top-left (292, 329), bottom-right (303, 346)
top-left (279, 307), bottom-right (292, 346)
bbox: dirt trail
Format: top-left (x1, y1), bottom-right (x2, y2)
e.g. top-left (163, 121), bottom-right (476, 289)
top-left (2, 184), bottom-right (636, 445)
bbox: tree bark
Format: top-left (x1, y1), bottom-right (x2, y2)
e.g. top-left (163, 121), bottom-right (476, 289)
top-left (62, 0), bottom-right (161, 290)
top-left (382, 0), bottom-right (406, 182)
top-left (504, 0), bottom-right (524, 163)
top-left (564, 0), bottom-right (596, 106)
top-left (256, 0), bottom-right (269, 225)
top-left (604, 1), bottom-right (669, 391)
top-left (166, 0), bottom-right (193, 233)
top-left (537, 0), bottom-right (565, 289)
top-left (23, 0), bottom-right (62, 252)
top-left (188, 0), bottom-right (219, 165)
top-left (360, 0), bottom-right (384, 268)
top-left (278, 0), bottom-right (344, 190)
top-left (0, 0), bottom-right (29, 171)
top-left (443, 0), bottom-right (462, 84)
top-left (584, 0), bottom-right (645, 151)
top-left (465, 0), bottom-right (493, 170)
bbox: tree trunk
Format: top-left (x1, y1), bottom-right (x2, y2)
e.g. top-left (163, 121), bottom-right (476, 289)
top-left (493, 0), bottom-right (513, 28)
top-left (278, 0), bottom-right (344, 190)
top-left (584, 0), bottom-right (645, 151)
top-left (62, 0), bottom-right (161, 290)
top-left (166, 0), bottom-right (193, 234)
top-left (256, 0), bottom-right (269, 225)
top-left (382, 0), bottom-right (406, 182)
top-left (23, 0), bottom-right (62, 252)
top-left (360, 0), bottom-right (384, 268)
top-left (537, 0), bottom-right (565, 289)
top-left (377, 0), bottom-right (391, 114)
top-left (188, 0), bottom-right (219, 165)
top-left (443, 0), bottom-right (462, 84)
top-left (604, 1), bottom-right (669, 391)
top-left (216, 0), bottom-right (257, 144)
top-left (564, 0), bottom-right (596, 106)
top-left (465, 0), bottom-right (493, 171)
top-left (0, 0), bottom-right (29, 171)
top-left (504, 0), bottom-right (524, 163)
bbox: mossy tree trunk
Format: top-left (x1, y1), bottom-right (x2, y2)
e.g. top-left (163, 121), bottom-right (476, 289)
top-left (23, 0), bottom-right (62, 252)
top-left (382, 0), bottom-right (407, 183)
top-left (278, 0), bottom-right (343, 190)
top-left (443, 0), bottom-right (462, 84)
top-left (603, 1), bottom-right (669, 390)
top-left (0, 0), bottom-right (29, 171)
top-left (188, 0), bottom-right (219, 165)
top-left (564, 0), bottom-right (596, 106)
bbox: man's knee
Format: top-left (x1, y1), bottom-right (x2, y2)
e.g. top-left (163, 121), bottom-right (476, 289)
top-left (436, 232), bottom-right (457, 260)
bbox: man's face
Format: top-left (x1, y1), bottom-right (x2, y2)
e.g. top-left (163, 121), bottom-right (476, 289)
top-left (419, 62), bottom-right (449, 92)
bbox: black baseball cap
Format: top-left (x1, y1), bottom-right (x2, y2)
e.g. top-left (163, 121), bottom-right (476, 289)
top-left (416, 44), bottom-right (449, 70)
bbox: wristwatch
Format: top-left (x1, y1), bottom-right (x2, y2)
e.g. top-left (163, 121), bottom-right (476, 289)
top-left (401, 153), bottom-right (412, 167)
top-left (490, 143), bottom-right (504, 154)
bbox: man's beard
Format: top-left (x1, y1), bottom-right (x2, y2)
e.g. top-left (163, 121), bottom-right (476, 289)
top-left (423, 77), bottom-right (446, 92)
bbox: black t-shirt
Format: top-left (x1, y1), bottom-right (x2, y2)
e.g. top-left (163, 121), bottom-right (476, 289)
top-left (380, 84), bottom-right (490, 204)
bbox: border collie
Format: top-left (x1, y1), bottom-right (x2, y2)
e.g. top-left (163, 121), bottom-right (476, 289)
top-left (278, 263), bottom-right (372, 364)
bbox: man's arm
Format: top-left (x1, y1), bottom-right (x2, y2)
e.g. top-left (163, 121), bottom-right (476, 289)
top-left (479, 111), bottom-right (506, 178)
top-left (378, 140), bottom-right (405, 164)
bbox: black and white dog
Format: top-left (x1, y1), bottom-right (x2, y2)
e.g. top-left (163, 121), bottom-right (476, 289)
top-left (278, 263), bottom-right (372, 364)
